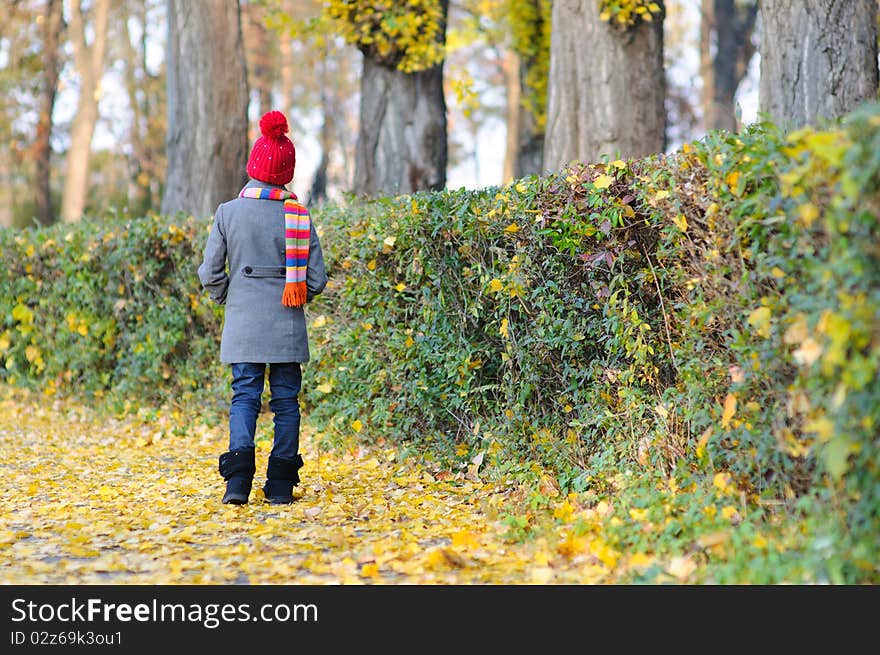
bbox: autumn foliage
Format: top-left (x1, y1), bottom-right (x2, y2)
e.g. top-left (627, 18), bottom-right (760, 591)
top-left (1, 105), bottom-right (878, 582)
top-left (305, 104), bottom-right (880, 581)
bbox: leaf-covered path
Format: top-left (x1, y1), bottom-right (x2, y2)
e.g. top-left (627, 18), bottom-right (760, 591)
top-left (0, 387), bottom-right (654, 585)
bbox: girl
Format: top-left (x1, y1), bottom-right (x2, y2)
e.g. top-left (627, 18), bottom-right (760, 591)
top-left (198, 110), bottom-right (328, 504)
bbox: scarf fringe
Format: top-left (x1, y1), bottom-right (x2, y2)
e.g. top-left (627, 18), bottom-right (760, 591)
top-left (282, 281), bottom-right (307, 308)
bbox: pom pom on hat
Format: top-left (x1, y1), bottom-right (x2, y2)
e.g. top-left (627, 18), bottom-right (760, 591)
top-left (260, 110), bottom-right (289, 141)
top-left (247, 110), bottom-right (296, 185)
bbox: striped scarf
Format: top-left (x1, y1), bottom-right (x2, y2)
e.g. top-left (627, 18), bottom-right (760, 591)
top-left (238, 185), bottom-right (310, 308)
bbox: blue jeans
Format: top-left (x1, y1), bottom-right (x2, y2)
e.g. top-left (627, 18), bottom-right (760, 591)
top-left (228, 362), bottom-right (301, 460)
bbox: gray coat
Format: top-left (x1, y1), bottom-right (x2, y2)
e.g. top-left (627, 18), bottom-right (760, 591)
top-left (197, 178), bottom-right (328, 364)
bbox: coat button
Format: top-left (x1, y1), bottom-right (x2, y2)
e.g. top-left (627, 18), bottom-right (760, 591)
top-left (244, 266), bottom-right (252, 274)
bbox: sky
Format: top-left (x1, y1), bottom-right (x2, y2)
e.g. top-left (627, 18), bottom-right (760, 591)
top-left (50, 1), bottom-right (761, 199)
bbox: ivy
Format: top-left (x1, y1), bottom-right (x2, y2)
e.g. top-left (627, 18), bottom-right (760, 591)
top-left (322, 0), bottom-right (446, 73)
top-left (599, 0), bottom-right (663, 31)
top-left (507, 0), bottom-right (552, 131)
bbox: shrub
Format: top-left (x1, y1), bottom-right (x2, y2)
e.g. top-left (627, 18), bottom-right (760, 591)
top-left (0, 209), bottom-right (225, 407)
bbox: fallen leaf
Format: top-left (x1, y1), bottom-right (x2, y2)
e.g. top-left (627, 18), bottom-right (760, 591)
top-left (593, 174), bottom-right (614, 190)
top-left (721, 393), bottom-right (737, 428)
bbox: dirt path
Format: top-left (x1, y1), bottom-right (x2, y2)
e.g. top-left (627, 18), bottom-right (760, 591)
top-left (0, 387), bottom-right (640, 584)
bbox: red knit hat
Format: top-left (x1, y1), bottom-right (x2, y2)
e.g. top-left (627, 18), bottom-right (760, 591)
top-left (246, 111), bottom-right (296, 185)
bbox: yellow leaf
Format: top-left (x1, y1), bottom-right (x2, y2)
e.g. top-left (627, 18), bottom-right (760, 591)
top-left (312, 314), bottom-right (327, 328)
top-left (503, 223), bottom-right (520, 233)
top-left (771, 267), bottom-right (786, 279)
top-left (351, 419), bottom-right (363, 433)
top-left (721, 393), bottom-right (737, 428)
top-left (394, 283), bottom-right (406, 292)
top-left (557, 534), bottom-right (588, 557)
top-left (747, 306), bottom-right (772, 338)
top-left (629, 552), bottom-right (654, 569)
top-left (451, 531), bottom-right (479, 549)
top-left (360, 563), bottom-right (379, 578)
top-left (488, 278), bottom-right (503, 293)
top-left (25, 345), bottom-right (40, 363)
top-left (798, 203), bottom-right (820, 226)
top-left (553, 501), bottom-right (575, 523)
top-left (629, 508), bottom-right (649, 522)
top-left (367, 259), bottom-right (376, 271)
top-left (804, 417), bottom-right (834, 442)
top-left (654, 189), bottom-right (670, 200)
top-left (404, 336), bottom-right (414, 348)
top-left (76, 323), bottom-right (88, 336)
top-left (696, 427), bottom-right (713, 458)
top-left (12, 304), bottom-right (33, 324)
top-left (725, 170), bottom-right (741, 194)
top-left (316, 383), bottom-right (333, 394)
top-left (721, 506), bottom-right (738, 520)
top-left (425, 549), bottom-right (447, 568)
top-left (611, 159), bottom-right (626, 169)
top-left (499, 318), bottom-right (509, 339)
top-left (593, 174), bottom-right (614, 190)
top-left (383, 236), bottom-right (397, 248)
top-left (592, 539), bottom-right (619, 569)
top-left (713, 472), bottom-right (734, 494)
top-left (515, 181), bottom-right (528, 193)
top-left (672, 214), bottom-right (688, 232)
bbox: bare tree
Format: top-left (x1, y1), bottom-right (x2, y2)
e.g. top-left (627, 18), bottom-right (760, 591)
top-left (34, 0), bottom-right (64, 225)
top-left (161, 0), bottom-right (249, 219)
top-left (60, 0), bottom-right (110, 223)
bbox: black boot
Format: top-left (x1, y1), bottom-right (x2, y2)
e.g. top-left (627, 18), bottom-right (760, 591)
top-left (262, 454), bottom-right (304, 504)
top-left (219, 449), bottom-right (256, 505)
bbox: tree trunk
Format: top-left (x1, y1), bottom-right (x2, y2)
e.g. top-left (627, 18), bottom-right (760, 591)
top-left (759, 0), bottom-right (879, 130)
top-left (34, 0), bottom-right (63, 226)
top-left (510, 0), bottom-right (549, 178)
top-left (353, 1), bottom-right (448, 196)
top-left (243, 1), bottom-right (273, 118)
top-left (308, 57), bottom-right (332, 205)
top-left (544, 0), bottom-right (666, 171)
top-left (121, 0), bottom-right (149, 212)
top-left (700, 0), bottom-right (757, 133)
top-left (162, 0), bottom-right (250, 219)
top-left (516, 56), bottom-right (545, 178)
top-left (279, 37), bottom-right (294, 122)
top-left (353, 57), bottom-right (447, 196)
top-left (60, 0), bottom-right (110, 223)
top-left (502, 49), bottom-right (521, 184)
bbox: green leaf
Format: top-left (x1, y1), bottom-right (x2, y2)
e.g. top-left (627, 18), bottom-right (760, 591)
top-left (823, 436), bottom-right (854, 480)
